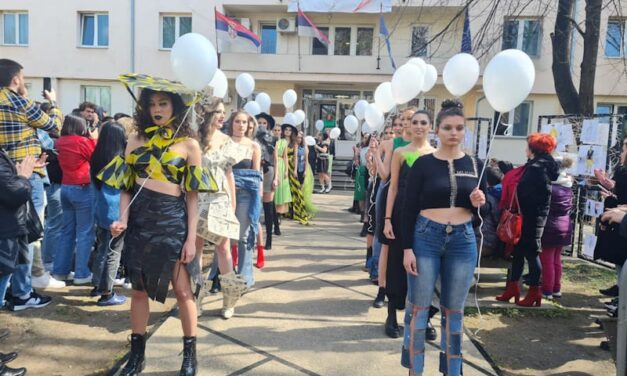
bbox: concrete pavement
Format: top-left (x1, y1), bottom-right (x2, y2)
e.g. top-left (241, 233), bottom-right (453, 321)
top-left (135, 192), bottom-right (498, 376)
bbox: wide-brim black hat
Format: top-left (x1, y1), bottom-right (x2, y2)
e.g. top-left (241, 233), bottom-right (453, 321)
top-left (281, 123), bottom-right (298, 134)
top-left (256, 112), bottom-right (275, 129)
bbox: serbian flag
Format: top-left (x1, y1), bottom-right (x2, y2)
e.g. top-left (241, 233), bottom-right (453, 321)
top-left (353, 0), bottom-right (373, 12)
top-left (215, 10), bottom-right (261, 50)
top-left (297, 9), bottom-right (331, 46)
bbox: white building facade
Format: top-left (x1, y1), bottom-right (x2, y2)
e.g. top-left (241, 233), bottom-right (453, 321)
top-left (1, 0), bottom-right (627, 162)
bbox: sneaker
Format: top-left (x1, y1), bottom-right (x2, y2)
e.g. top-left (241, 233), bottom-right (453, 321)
top-left (542, 293), bottom-right (553, 300)
top-left (96, 293), bottom-right (127, 306)
top-left (113, 278), bottom-right (125, 287)
top-left (552, 291), bottom-right (562, 298)
top-left (221, 307), bottom-right (234, 319)
top-left (32, 272), bottom-right (66, 289)
top-left (604, 298), bottom-right (618, 310)
top-left (89, 287), bottom-right (103, 297)
top-left (324, 185), bottom-right (332, 193)
top-left (9, 291), bottom-right (52, 311)
top-left (51, 272), bottom-right (74, 282)
top-left (122, 281), bottom-right (132, 290)
top-left (73, 274), bottom-right (93, 285)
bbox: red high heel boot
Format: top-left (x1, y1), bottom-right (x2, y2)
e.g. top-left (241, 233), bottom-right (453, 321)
top-left (517, 285), bottom-right (542, 307)
top-left (231, 244), bottom-right (238, 269)
top-left (255, 245), bottom-right (265, 269)
top-left (495, 280), bottom-right (520, 303)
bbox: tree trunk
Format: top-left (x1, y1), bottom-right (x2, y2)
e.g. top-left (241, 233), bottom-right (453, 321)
top-left (552, 0), bottom-right (580, 115)
top-left (578, 0), bottom-right (602, 116)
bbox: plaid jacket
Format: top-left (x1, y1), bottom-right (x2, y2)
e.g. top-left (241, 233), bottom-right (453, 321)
top-left (0, 87), bottom-right (63, 175)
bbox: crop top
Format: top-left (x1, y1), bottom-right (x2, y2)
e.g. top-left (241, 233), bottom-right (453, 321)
top-left (401, 153), bottom-right (486, 249)
top-left (233, 158), bottom-right (253, 170)
top-left (97, 125), bottom-right (217, 192)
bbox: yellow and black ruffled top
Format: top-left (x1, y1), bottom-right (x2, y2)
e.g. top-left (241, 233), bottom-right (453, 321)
top-left (97, 125), bottom-right (217, 192)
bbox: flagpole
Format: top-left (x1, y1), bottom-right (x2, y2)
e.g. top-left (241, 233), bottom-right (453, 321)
top-left (214, 6), bottom-right (221, 69)
top-left (376, 3), bottom-right (382, 70)
top-left (297, 1), bottom-right (302, 71)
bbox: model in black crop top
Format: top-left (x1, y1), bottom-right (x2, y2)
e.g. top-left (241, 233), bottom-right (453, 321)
top-left (400, 153), bottom-right (486, 249)
top-left (232, 158), bottom-right (253, 169)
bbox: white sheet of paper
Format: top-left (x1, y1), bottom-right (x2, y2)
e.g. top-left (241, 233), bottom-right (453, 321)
top-left (541, 123), bottom-right (575, 152)
top-left (577, 145), bottom-right (607, 176)
top-left (478, 127), bottom-right (488, 160)
top-left (585, 199), bottom-right (604, 217)
top-left (583, 234), bottom-right (597, 259)
top-left (581, 119), bottom-right (609, 145)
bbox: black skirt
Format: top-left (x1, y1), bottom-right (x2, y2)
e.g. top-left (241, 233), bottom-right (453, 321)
top-left (124, 186), bottom-right (202, 303)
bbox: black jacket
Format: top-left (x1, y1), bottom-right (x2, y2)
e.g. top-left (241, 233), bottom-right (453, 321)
top-left (516, 154), bottom-right (559, 253)
top-left (0, 149), bottom-right (32, 239)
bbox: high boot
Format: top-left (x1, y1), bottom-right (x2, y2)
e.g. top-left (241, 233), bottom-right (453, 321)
top-left (219, 271), bottom-right (247, 319)
top-left (120, 333), bottom-right (145, 376)
top-left (517, 285), bottom-right (542, 307)
top-left (231, 244), bottom-right (238, 269)
top-left (495, 280), bottom-right (521, 303)
top-left (179, 336), bottom-right (197, 376)
top-left (272, 203), bottom-right (281, 236)
top-left (255, 245), bottom-right (265, 269)
top-left (263, 202), bottom-right (273, 249)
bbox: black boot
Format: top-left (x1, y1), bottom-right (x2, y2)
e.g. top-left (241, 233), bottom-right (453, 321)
top-left (359, 222), bottom-right (368, 237)
top-left (120, 333), bottom-right (145, 376)
top-left (0, 364), bottom-right (26, 376)
top-left (263, 202), bottom-right (273, 249)
top-left (427, 305), bottom-right (439, 341)
top-left (272, 203), bottom-right (281, 236)
top-left (364, 246), bottom-right (372, 271)
top-left (179, 336), bottom-right (197, 376)
top-left (209, 275), bottom-right (221, 294)
top-left (384, 304), bottom-right (400, 338)
top-left (0, 352), bottom-right (17, 365)
top-left (373, 287), bottom-right (385, 308)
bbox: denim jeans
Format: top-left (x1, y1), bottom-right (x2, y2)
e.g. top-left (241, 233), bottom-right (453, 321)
top-left (11, 174), bottom-right (45, 297)
top-left (53, 184), bottom-right (95, 279)
top-left (0, 274), bottom-right (10, 307)
top-left (402, 216), bottom-right (477, 376)
top-left (42, 183), bottom-right (63, 268)
top-left (92, 227), bottom-right (124, 293)
top-left (233, 169), bottom-right (262, 288)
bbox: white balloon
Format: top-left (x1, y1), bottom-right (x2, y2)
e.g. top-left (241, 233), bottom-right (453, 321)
top-left (315, 119), bottom-right (324, 131)
top-left (354, 100), bottom-right (369, 121)
top-left (294, 109), bottom-right (306, 125)
top-left (391, 64), bottom-right (424, 104)
top-left (305, 136), bottom-right (316, 146)
top-left (283, 112), bottom-right (296, 126)
top-left (170, 33), bottom-right (218, 91)
top-left (374, 82), bottom-right (396, 113)
top-left (244, 101), bottom-right (261, 116)
top-left (361, 122), bottom-right (371, 134)
top-left (483, 49), bottom-right (536, 113)
top-left (329, 127), bottom-right (341, 139)
top-left (442, 53), bottom-right (479, 97)
top-left (208, 69), bottom-right (228, 98)
top-left (283, 89), bottom-right (297, 108)
top-left (422, 64), bottom-right (438, 93)
top-left (407, 57), bottom-right (427, 75)
top-left (364, 103), bottom-right (384, 131)
top-left (344, 115), bottom-right (359, 134)
top-left (255, 92), bottom-right (271, 113)
top-left (235, 73), bottom-right (255, 98)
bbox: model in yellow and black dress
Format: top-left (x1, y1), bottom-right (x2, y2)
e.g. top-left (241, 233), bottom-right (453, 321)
top-left (283, 124), bottom-right (309, 225)
top-left (98, 84), bottom-right (215, 376)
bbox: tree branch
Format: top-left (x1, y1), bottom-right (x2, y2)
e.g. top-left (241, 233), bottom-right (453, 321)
top-left (565, 16), bottom-right (585, 37)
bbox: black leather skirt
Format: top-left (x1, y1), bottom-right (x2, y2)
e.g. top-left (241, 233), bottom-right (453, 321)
top-left (123, 186), bottom-right (201, 303)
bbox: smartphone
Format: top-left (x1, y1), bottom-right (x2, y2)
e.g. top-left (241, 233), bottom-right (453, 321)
top-left (43, 77), bottom-right (51, 93)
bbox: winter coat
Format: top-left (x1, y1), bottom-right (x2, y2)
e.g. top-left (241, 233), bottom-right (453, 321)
top-left (476, 184), bottom-right (502, 250)
top-left (0, 149), bottom-right (32, 239)
top-left (541, 172), bottom-right (574, 248)
top-left (595, 165), bottom-right (627, 264)
top-left (516, 154), bottom-right (559, 254)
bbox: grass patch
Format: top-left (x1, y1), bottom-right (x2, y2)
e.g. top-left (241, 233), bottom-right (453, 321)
top-left (562, 259), bottom-right (615, 290)
top-left (465, 306), bottom-right (571, 319)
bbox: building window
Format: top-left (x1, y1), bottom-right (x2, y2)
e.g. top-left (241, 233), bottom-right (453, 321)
top-left (334, 27), bottom-right (351, 55)
top-left (82, 86), bottom-right (111, 114)
top-left (80, 13), bottom-right (109, 47)
top-left (502, 19), bottom-right (541, 56)
top-left (2, 12), bottom-right (28, 46)
top-left (410, 26), bottom-right (429, 57)
top-left (356, 27), bottom-right (373, 56)
top-left (312, 27), bottom-right (329, 55)
top-left (161, 14), bottom-right (192, 49)
top-left (605, 19), bottom-right (625, 58)
top-left (260, 24), bottom-right (277, 54)
top-left (496, 101), bottom-right (532, 137)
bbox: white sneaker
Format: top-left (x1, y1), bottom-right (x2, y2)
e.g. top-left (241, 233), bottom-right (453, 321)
top-left (325, 184), bottom-right (332, 193)
top-left (32, 272), bottom-right (66, 289)
top-left (318, 185), bottom-right (326, 194)
top-left (123, 281), bottom-right (132, 290)
top-left (221, 307), bottom-right (234, 319)
top-left (73, 274), bottom-right (93, 285)
top-left (113, 278), bottom-right (125, 286)
top-left (51, 272), bottom-right (75, 282)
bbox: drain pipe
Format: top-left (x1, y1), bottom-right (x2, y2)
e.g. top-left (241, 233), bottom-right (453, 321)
top-left (130, 0), bottom-right (136, 73)
top-left (618, 265), bottom-right (626, 375)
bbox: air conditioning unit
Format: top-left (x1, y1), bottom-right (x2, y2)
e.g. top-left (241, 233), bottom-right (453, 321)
top-left (277, 17), bottom-right (296, 33)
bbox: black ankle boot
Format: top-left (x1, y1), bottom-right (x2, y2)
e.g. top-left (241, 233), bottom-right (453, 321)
top-left (180, 336), bottom-right (197, 376)
top-left (263, 202), bottom-right (273, 249)
top-left (373, 287), bottom-right (385, 308)
top-left (120, 333), bottom-right (145, 376)
top-left (273, 204), bottom-right (281, 236)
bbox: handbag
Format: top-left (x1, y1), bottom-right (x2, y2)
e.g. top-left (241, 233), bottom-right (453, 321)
top-left (25, 199), bottom-right (44, 244)
top-left (497, 188), bottom-right (522, 245)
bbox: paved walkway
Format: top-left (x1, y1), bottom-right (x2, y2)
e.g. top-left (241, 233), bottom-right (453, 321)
top-left (137, 192), bottom-right (498, 376)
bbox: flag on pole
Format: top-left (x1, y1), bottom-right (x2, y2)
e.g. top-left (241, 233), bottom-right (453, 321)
top-left (379, 12), bottom-right (396, 69)
top-left (461, 6), bottom-right (472, 53)
top-left (297, 9), bottom-right (331, 46)
top-left (353, 0), bottom-right (373, 12)
top-left (215, 10), bottom-right (262, 50)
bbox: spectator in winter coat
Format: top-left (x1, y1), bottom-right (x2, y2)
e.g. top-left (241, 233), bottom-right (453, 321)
top-left (477, 166), bottom-right (503, 257)
top-left (540, 157), bottom-right (574, 299)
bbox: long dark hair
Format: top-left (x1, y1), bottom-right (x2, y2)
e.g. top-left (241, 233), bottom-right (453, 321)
top-left (61, 115), bottom-right (88, 137)
top-left (195, 98), bottom-right (224, 151)
top-left (90, 122), bottom-right (127, 189)
top-left (133, 89), bottom-right (193, 138)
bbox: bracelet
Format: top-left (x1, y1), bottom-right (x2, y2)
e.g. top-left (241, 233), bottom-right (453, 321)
top-left (384, 217), bottom-right (392, 220)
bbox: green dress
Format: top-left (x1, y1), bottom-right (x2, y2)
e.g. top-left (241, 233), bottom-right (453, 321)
top-left (274, 138), bottom-right (292, 205)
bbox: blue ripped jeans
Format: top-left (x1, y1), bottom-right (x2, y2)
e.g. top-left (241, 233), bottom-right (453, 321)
top-left (233, 169), bottom-right (262, 288)
top-left (402, 216), bottom-right (477, 376)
